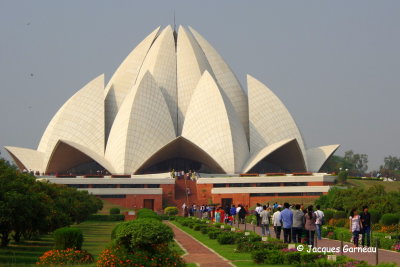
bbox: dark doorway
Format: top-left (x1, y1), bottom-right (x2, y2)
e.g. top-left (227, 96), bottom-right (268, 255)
top-left (143, 199), bottom-right (154, 210)
top-left (221, 198), bottom-right (233, 208)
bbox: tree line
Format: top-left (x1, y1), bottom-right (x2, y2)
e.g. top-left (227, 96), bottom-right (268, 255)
top-left (0, 159), bottom-right (103, 247)
top-left (321, 150), bottom-right (400, 180)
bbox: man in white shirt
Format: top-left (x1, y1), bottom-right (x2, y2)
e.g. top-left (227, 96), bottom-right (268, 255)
top-left (315, 205), bottom-right (324, 240)
top-left (272, 207), bottom-right (282, 239)
top-left (255, 203), bottom-right (263, 226)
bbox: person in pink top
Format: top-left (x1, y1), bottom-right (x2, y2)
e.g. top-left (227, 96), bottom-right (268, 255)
top-left (349, 208), bottom-right (363, 247)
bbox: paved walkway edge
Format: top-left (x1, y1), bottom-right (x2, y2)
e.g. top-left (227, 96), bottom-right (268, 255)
top-left (166, 222), bottom-right (235, 267)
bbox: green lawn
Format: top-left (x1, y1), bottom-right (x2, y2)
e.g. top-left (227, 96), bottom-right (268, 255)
top-left (0, 220), bottom-right (120, 266)
top-left (171, 221), bottom-right (290, 267)
top-left (347, 179), bottom-right (400, 192)
top-left (97, 199), bottom-right (131, 215)
top-left (0, 219), bottom-right (190, 267)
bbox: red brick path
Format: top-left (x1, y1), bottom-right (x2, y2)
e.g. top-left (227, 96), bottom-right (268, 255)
top-left (167, 222), bottom-right (233, 267)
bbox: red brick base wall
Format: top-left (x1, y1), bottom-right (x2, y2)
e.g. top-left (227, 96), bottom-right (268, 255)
top-left (100, 194), bottom-right (163, 212)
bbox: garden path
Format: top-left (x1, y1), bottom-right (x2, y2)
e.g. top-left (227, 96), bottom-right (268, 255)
top-left (167, 222), bottom-right (234, 267)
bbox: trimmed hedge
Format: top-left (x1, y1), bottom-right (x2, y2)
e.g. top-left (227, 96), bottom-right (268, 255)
top-left (114, 218), bottom-right (173, 251)
top-left (136, 208), bottom-right (161, 221)
top-left (381, 213), bottom-right (400, 226)
top-left (87, 214), bottom-right (125, 221)
top-left (164, 206), bottom-right (179, 216)
top-left (110, 208), bottom-right (120, 215)
top-left (54, 227), bottom-right (83, 250)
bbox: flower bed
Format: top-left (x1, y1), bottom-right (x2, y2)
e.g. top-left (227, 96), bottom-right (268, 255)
top-left (37, 248), bottom-right (93, 265)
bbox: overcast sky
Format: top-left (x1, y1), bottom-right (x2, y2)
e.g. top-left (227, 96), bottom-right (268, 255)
top-left (0, 1), bottom-right (399, 171)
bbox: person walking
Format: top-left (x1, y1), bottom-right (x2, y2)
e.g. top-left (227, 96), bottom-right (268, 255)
top-left (272, 207), bottom-right (282, 239)
top-left (238, 205), bottom-right (246, 224)
top-left (304, 205), bottom-right (317, 247)
top-left (349, 208), bottom-right (363, 247)
top-left (230, 204), bottom-right (237, 224)
top-left (260, 205), bottom-right (271, 236)
top-left (292, 204), bottom-right (304, 243)
top-left (215, 207), bottom-right (221, 223)
top-left (255, 203), bottom-right (262, 227)
top-left (281, 203), bottom-right (293, 243)
top-left (315, 205), bottom-right (324, 240)
top-left (360, 205), bottom-right (371, 247)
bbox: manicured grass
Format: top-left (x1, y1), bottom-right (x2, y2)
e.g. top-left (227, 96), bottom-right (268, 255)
top-left (72, 220), bottom-right (121, 259)
top-left (97, 199), bottom-right (131, 215)
top-left (347, 179), bottom-right (400, 192)
top-left (0, 219), bottom-right (190, 266)
top-left (0, 220), bottom-right (120, 266)
top-left (171, 221), bottom-right (290, 267)
top-left (0, 235), bottom-right (54, 265)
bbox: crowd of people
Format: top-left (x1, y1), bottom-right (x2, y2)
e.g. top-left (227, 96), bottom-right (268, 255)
top-left (181, 202), bottom-right (372, 248)
top-left (170, 169), bottom-right (198, 180)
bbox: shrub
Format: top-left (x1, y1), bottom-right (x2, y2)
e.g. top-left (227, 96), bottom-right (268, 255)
top-left (201, 227), bottom-right (210, 234)
top-left (284, 251), bottom-right (302, 264)
top-left (87, 214), bottom-right (125, 221)
top-left (114, 218), bottom-right (173, 252)
top-left (164, 206), bottom-right (179, 216)
top-left (97, 245), bottom-right (185, 267)
top-left (208, 229), bottom-right (222, 239)
top-left (381, 213), bottom-right (400, 226)
top-left (251, 249), bottom-right (266, 264)
top-left (136, 208), bottom-right (161, 221)
top-left (369, 209), bottom-right (381, 224)
top-left (111, 223), bottom-right (123, 240)
top-left (333, 228), bottom-right (352, 242)
top-left (333, 210), bottom-right (347, 219)
top-left (246, 214), bottom-right (257, 224)
top-left (263, 250), bottom-right (284, 264)
top-left (193, 224), bottom-right (205, 231)
top-left (217, 232), bottom-right (237, 245)
top-left (110, 208), bottom-right (120, 215)
top-left (37, 248), bottom-right (93, 265)
top-left (330, 218), bottom-right (349, 228)
top-left (323, 209), bottom-right (335, 223)
top-left (54, 227), bottom-right (83, 250)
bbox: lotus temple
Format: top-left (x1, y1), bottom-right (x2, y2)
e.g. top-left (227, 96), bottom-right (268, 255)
top-left (5, 25), bottom-right (339, 210)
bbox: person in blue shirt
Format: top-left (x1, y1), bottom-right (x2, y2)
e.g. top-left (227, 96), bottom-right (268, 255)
top-left (280, 202), bottom-right (293, 243)
top-left (230, 204), bottom-right (237, 223)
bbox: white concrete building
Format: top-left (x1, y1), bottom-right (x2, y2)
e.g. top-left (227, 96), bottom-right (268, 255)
top-left (5, 25), bottom-right (339, 175)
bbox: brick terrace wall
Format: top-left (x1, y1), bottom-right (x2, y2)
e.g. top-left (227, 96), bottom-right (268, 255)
top-left (100, 194), bottom-right (163, 212)
top-left (161, 184), bottom-right (175, 206)
top-left (196, 184), bottom-right (213, 204)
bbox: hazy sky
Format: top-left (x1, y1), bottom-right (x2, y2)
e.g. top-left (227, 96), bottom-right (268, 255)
top-left (0, 1), bottom-right (399, 171)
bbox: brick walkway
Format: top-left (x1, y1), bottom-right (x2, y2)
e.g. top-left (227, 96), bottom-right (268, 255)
top-left (234, 222), bottom-right (400, 265)
top-left (167, 222), bottom-right (233, 267)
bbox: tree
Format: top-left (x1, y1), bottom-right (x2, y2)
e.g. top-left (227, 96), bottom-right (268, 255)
top-left (321, 150), bottom-right (368, 177)
top-left (0, 158), bottom-right (103, 247)
top-left (379, 156), bottom-right (400, 180)
top-left (343, 150), bottom-right (368, 177)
